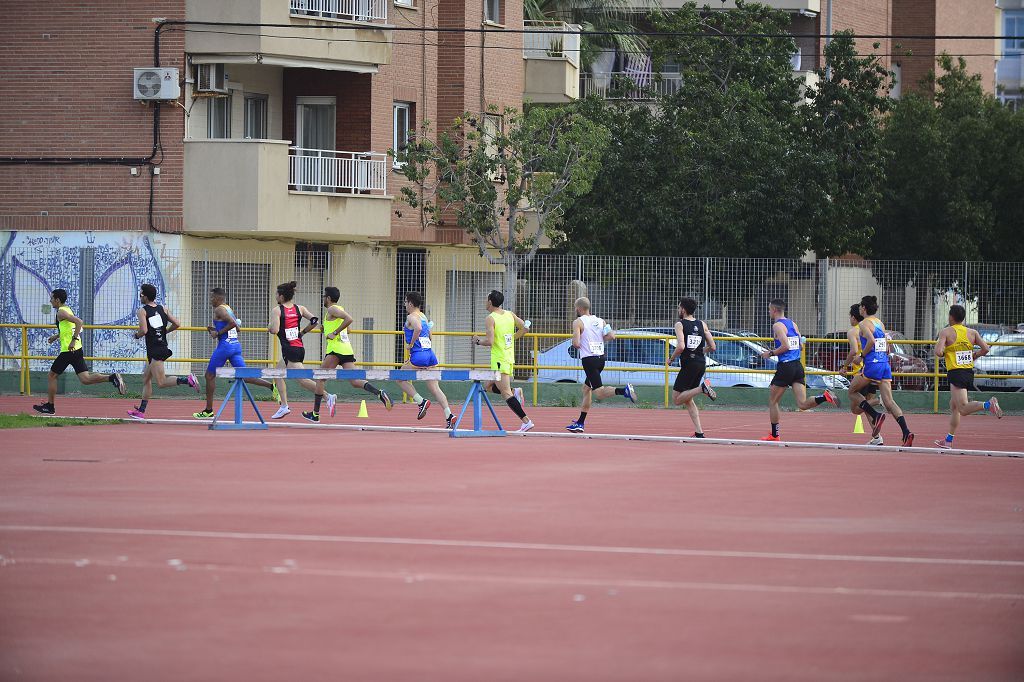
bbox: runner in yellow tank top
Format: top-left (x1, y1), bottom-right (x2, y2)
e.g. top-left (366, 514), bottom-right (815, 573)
top-left (471, 289), bottom-right (534, 432)
top-left (933, 304), bottom-right (1002, 448)
top-left (33, 288), bottom-right (126, 415)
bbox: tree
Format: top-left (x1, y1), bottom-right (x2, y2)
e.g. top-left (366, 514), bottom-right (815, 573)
top-left (392, 105), bottom-right (610, 308)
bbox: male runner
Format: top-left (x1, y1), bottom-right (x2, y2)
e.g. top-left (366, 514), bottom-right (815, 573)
top-left (472, 290), bottom-right (533, 432)
top-left (193, 288), bottom-right (275, 419)
top-left (759, 299), bottom-right (840, 441)
top-left (266, 280), bottom-right (326, 419)
top-left (841, 303), bottom-right (884, 445)
top-left (848, 295), bottom-right (914, 446)
top-left (565, 297), bottom-right (636, 433)
top-left (33, 288), bottom-right (126, 414)
top-left (666, 297), bottom-right (717, 438)
top-left (933, 304), bottom-right (1002, 448)
top-left (126, 283), bottom-right (199, 419)
top-left (302, 286), bottom-right (392, 423)
top-left (395, 291), bottom-right (455, 428)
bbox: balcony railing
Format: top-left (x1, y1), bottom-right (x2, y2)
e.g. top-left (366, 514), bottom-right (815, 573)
top-left (289, 0), bottom-right (387, 23)
top-left (580, 72), bottom-right (682, 100)
top-left (523, 20), bottom-right (581, 68)
top-left (288, 148), bottom-right (388, 195)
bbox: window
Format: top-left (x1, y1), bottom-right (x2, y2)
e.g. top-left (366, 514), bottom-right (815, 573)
top-left (393, 102), bottom-right (413, 167)
top-left (244, 94), bottom-right (268, 139)
top-left (484, 0), bottom-right (501, 24)
top-left (395, 0), bottom-right (414, 6)
top-left (207, 95), bottom-right (231, 139)
top-left (890, 62), bottom-right (902, 100)
top-left (1006, 15), bottom-right (1024, 51)
top-left (790, 47), bottom-right (802, 71)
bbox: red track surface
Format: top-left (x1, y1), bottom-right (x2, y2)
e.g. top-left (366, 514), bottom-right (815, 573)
top-left (2, 396), bottom-right (1023, 680)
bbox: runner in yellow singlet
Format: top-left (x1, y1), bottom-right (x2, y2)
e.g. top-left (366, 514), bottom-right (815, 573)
top-left (471, 289), bottom-right (533, 432)
top-left (933, 304), bottom-right (1002, 448)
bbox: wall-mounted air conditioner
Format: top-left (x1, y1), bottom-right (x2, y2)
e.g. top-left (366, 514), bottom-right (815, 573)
top-left (133, 67), bottom-right (181, 100)
top-left (195, 64), bottom-right (228, 94)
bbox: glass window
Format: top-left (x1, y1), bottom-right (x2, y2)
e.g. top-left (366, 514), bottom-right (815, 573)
top-left (484, 0), bottom-right (501, 24)
top-left (244, 94), bottom-right (268, 139)
top-left (207, 95), bottom-right (231, 139)
top-left (1006, 15), bottom-right (1024, 51)
top-left (393, 102), bottom-right (412, 166)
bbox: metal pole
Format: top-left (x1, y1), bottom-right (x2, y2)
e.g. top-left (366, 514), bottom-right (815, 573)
top-left (825, 0), bottom-right (833, 80)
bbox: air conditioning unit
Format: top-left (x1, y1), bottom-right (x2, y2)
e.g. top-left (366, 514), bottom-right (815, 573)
top-left (195, 63), bottom-right (228, 94)
top-left (133, 67), bottom-right (180, 100)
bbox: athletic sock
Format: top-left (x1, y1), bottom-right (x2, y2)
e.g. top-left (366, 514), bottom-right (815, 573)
top-left (362, 382), bottom-right (379, 395)
top-left (314, 394), bottom-right (323, 412)
top-left (413, 393), bottom-right (424, 404)
top-left (577, 411), bottom-right (587, 425)
top-left (814, 395), bottom-right (827, 405)
top-left (444, 407), bottom-right (452, 418)
top-left (860, 401), bottom-right (881, 421)
top-left (614, 387), bottom-right (625, 396)
top-left (175, 376), bottom-right (188, 385)
top-left (138, 399), bottom-right (148, 413)
top-left (108, 374), bottom-right (117, 385)
top-left (984, 400), bottom-right (991, 411)
top-left (506, 396), bottom-right (527, 419)
top-left (896, 415), bottom-right (910, 438)
top-left (771, 423), bottom-right (780, 438)
top-left (945, 433), bottom-right (954, 443)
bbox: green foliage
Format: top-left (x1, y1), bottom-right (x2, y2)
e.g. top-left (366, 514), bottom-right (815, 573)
top-left (524, 0), bottom-right (649, 69)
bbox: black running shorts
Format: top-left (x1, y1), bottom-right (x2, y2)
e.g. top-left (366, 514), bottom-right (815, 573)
top-left (147, 346), bottom-right (173, 363)
top-left (327, 352), bottom-right (357, 365)
top-left (673, 356), bottom-right (706, 392)
top-left (281, 345), bottom-right (306, 364)
top-left (581, 355), bottom-right (604, 389)
top-left (771, 359), bottom-right (806, 387)
top-left (51, 349), bottom-right (88, 375)
top-left (947, 368), bottom-right (976, 391)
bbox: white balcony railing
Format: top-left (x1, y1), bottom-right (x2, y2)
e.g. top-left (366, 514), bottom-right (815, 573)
top-left (523, 20), bottom-right (581, 68)
top-left (290, 0), bottom-right (387, 23)
top-left (288, 148), bottom-right (388, 195)
top-left (580, 72), bottom-right (682, 100)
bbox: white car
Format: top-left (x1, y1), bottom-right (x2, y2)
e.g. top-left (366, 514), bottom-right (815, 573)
top-left (534, 328), bottom-right (849, 391)
top-left (975, 333), bottom-right (1024, 392)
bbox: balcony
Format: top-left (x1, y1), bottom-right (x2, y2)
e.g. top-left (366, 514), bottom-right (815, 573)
top-left (629, 0), bottom-right (819, 11)
top-left (997, 54), bottom-right (1023, 94)
top-left (580, 72), bottom-right (682, 100)
top-left (523, 21), bottom-right (581, 103)
top-left (184, 140), bottom-right (391, 240)
top-left (185, 0), bottom-right (391, 72)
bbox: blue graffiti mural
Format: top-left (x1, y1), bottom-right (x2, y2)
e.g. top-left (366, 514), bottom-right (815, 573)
top-left (0, 231), bottom-right (167, 373)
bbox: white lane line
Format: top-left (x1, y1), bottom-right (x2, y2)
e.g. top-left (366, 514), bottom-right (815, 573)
top-left (6, 556), bottom-right (1022, 602)
top-left (2, 525), bottom-right (1022, 568)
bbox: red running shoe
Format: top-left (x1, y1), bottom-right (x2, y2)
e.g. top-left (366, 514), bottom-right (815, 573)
top-left (902, 432), bottom-right (915, 447)
top-left (760, 435), bottom-right (781, 442)
top-left (871, 413), bottom-right (886, 438)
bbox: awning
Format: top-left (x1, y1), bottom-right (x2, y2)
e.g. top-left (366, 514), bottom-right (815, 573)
top-left (190, 54), bottom-right (378, 74)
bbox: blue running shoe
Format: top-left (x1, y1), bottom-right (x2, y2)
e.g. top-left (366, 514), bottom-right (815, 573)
top-left (566, 421), bottom-right (584, 433)
top-left (624, 383), bottom-right (637, 404)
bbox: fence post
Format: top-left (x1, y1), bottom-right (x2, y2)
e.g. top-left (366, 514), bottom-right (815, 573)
top-left (933, 352), bottom-right (940, 414)
top-left (21, 324), bottom-right (29, 395)
top-left (532, 333), bottom-right (539, 407)
top-left (664, 338), bottom-right (670, 407)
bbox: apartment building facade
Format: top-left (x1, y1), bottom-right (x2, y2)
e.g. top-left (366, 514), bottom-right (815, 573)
top-left (997, 0), bottom-right (1023, 108)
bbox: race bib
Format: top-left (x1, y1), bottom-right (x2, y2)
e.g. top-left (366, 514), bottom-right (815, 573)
top-left (955, 350), bottom-right (973, 366)
top-left (337, 330), bottom-right (350, 343)
top-left (418, 337), bottom-right (432, 350)
top-left (786, 336), bottom-right (800, 351)
top-left (504, 333), bottom-right (514, 348)
top-left (148, 314), bottom-right (163, 329)
top-left (588, 341), bottom-right (605, 354)
top-left (284, 327), bottom-right (299, 341)
top-left (686, 334), bottom-right (702, 350)
top-left (227, 327), bottom-right (239, 339)
top-left (874, 338), bottom-right (888, 353)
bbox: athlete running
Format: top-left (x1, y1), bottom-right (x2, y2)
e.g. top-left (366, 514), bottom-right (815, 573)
top-left (841, 303), bottom-right (884, 445)
top-left (472, 290), bottom-right (533, 432)
top-left (933, 304), bottom-right (1002, 448)
top-left (266, 281), bottom-right (325, 420)
top-left (394, 291), bottom-right (455, 428)
top-left (666, 297), bottom-right (717, 438)
top-left (126, 283), bottom-right (199, 419)
top-left (759, 299), bottom-right (840, 441)
top-left (302, 286), bottom-right (392, 423)
top-left (33, 288), bottom-right (126, 414)
top-left (565, 297), bottom-right (636, 434)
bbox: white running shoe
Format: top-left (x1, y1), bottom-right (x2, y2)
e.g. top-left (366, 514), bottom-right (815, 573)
top-left (326, 393), bottom-right (337, 418)
top-left (513, 387), bottom-right (524, 405)
top-left (867, 435), bottom-right (884, 446)
top-left (517, 420), bottom-right (534, 433)
top-left (271, 405), bottom-right (291, 420)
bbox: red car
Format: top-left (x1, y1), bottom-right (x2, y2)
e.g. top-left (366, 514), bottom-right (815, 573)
top-left (806, 331), bottom-right (929, 391)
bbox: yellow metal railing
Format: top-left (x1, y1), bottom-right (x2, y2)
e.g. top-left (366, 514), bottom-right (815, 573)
top-left (2, 324), bottom-right (1022, 412)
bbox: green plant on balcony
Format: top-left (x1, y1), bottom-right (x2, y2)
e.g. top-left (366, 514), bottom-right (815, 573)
top-left (524, 0), bottom-right (652, 69)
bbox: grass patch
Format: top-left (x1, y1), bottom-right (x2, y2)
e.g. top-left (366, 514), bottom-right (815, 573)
top-left (0, 414), bottom-right (118, 429)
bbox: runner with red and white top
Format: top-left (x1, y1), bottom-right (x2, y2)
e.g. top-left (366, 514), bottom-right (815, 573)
top-left (266, 281), bottom-right (329, 420)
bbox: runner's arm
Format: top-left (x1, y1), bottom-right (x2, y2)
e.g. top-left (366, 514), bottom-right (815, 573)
top-left (571, 319), bottom-right (583, 349)
top-left (761, 322), bottom-right (788, 358)
top-left (474, 316), bottom-right (495, 347)
top-left (668, 322), bottom-right (685, 364)
top-left (407, 314), bottom-right (422, 347)
top-left (326, 306), bottom-right (353, 338)
top-left (934, 328), bottom-right (949, 358)
top-left (844, 328), bottom-right (860, 370)
top-left (212, 306), bottom-right (237, 338)
top-left (702, 321), bottom-right (716, 353)
top-left (512, 313), bottom-right (528, 341)
top-left (164, 308), bottom-right (182, 334)
top-left (298, 305), bottom-right (318, 336)
top-left (267, 307), bottom-right (279, 335)
top-left (134, 308), bottom-right (148, 339)
top-left (971, 329), bottom-right (990, 359)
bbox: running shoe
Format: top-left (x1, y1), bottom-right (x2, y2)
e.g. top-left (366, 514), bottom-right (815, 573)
top-left (326, 393), bottom-right (337, 418)
top-left (379, 390), bottom-right (393, 411)
top-left (513, 387), bottom-right (524, 405)
top-left (193, 409), bottom-right (214, 419)
top-left (867, 436), bottom-right (884, 446)
top-left (272, 383), bottom-right (281, 404)
top-left (33, 402), bottom-right (54, 415)
top-left (902, 432), bottom-right (915, 447)
top-left (566, 421), bottom-right (584, 433)
top-left (933, 439), bottom-right (952, 449)
top-left (271, 405), bottom-right (291, 420)
top-left (760, 435), bottom-right (781, 442)
top-left (417, 399), bottom-right (431, 420)
top-left (693, 432), bottom-right (706, 438)
top-left (870, 413), bottom-right (886, 439)
top-left (989, 396), bottom-right (1003, 419)
top-left (126, 409), bottom-right (145, 421)
top-left (700, 378), bottom-right (717, 401)
top-left (112, 372), bottom-right (127, 395)
top-left (624, 383), bottom-right (638, 404)
top-left (517, 420), bottom-right (535, 433)
top-left (446, 414), bottom-right (456, 430)
top-left (822, 389), bottom-right (840, 408)
top-left (187, 373), bottom-right (200, 393)
top-left (301, 411), bottom-right (319, 423)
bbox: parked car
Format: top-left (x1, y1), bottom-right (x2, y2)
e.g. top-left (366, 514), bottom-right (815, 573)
top-left (534, 328), bottom-right (849, 391)
top-left (975, 333), bottom-right (1024, 392)
top-left (806, 330), bottom-right (929, 390)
